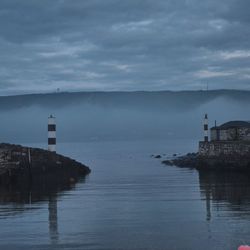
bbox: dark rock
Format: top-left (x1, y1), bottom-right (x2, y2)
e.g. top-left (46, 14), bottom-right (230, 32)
top-left (162, 159), bottom-right (174, 166)
top-left (0, 143), bottom-right (91, 186)
top-left (162, 152), bottom-right (250, 171)
top-left (154, 155), bottom-right (162, 159)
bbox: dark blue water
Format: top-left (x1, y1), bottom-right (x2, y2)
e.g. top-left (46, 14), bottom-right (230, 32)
top-left (1, 139), bottom-right (250, 250)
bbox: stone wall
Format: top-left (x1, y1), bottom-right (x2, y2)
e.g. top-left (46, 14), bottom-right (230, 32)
top-left (239, 127), bottom-right (250, 140)
top-left (210, 130), bottom-right (217, 141)
top-left (199, 141), bottom-right (250, 156)
top-left (210, 127), bottom-right (250, 141)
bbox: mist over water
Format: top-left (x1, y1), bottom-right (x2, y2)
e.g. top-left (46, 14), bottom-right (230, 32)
top-left (0, 91), bottom-right (250, 143)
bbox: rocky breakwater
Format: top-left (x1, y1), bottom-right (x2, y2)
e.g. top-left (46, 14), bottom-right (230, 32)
top-left (0, 143), bottom-right (91, 186)
top-left (162, 152), bottom-right (250, 171)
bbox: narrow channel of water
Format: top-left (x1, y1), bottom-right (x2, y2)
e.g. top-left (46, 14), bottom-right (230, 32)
top-left (0, 139), bottom-right (249, 250)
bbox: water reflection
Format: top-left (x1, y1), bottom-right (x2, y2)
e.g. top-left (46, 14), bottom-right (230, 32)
top-left (0, 176), bottom-right (86, 245)
top-left (49, 195), bottom-right (59, 244)
top-left (198, 170), bottom-right (250, 220)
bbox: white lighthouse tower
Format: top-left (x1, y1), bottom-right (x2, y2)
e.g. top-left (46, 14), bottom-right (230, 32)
top-left (48, 115), bottom-right (56, 152)
top-left (204, 114), bottom-right (208, 142)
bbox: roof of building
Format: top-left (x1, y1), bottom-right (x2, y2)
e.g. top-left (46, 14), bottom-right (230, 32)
top-left (211, 121), bottom-right (250, 130)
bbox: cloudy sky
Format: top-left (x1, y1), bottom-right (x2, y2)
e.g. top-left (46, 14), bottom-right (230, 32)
top-left (0, 0), bottom-right (250, 95)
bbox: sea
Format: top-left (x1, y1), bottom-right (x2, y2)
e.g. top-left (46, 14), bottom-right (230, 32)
top-left (0, 139), bottom-right (250, 250)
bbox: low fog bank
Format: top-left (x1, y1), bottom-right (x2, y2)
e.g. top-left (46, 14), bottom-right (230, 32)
top-left (0, 90), bottom-right (250, 143)
top-left (1, 89), bottom-right (250, 112)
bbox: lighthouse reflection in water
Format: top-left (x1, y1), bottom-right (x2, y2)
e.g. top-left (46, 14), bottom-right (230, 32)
top-left (1, 140), bottom-right (250, 250)
top-left (0, 172), bottom-right (82, 247)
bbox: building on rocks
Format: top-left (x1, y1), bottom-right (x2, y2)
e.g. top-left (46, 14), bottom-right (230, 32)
top-left (199, 116), bottom-right (250, 157)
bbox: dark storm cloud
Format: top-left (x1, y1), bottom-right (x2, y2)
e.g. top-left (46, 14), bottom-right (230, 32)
top-left (0, 0), bottom-right (250, 94)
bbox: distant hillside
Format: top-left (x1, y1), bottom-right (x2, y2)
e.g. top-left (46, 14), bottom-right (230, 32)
top-left (1, 90), bottom-right (250, 112)
top-left (0, 90), bottom-right (250, 143)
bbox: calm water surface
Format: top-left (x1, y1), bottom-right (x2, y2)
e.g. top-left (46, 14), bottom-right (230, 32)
top-left (1, 139), bottom-right (250, 250)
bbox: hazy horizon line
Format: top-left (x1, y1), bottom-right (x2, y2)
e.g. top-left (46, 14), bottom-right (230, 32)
top-left (1, 88), bottom-right (250, 98)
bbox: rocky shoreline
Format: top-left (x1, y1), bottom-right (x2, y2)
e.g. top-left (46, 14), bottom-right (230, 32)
top-left (162, 152), bottom-right (250, 171)
top-left (0, 143), bottom-right (91, 186)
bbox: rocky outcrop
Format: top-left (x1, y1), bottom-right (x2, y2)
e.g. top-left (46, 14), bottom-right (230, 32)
top-left (162, 152), bottom-right (250, 171)
top-left (0, 143), bottom-right (91, 186)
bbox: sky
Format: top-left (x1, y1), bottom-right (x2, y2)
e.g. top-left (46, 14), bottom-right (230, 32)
top-left (0, 0), bottom-right (250, 95)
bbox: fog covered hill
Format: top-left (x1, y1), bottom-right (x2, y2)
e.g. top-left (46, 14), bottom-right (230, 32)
top-left (1, 89), bottom-right (250, 112)
top-left (0, 90), bottom-right (250, 143)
